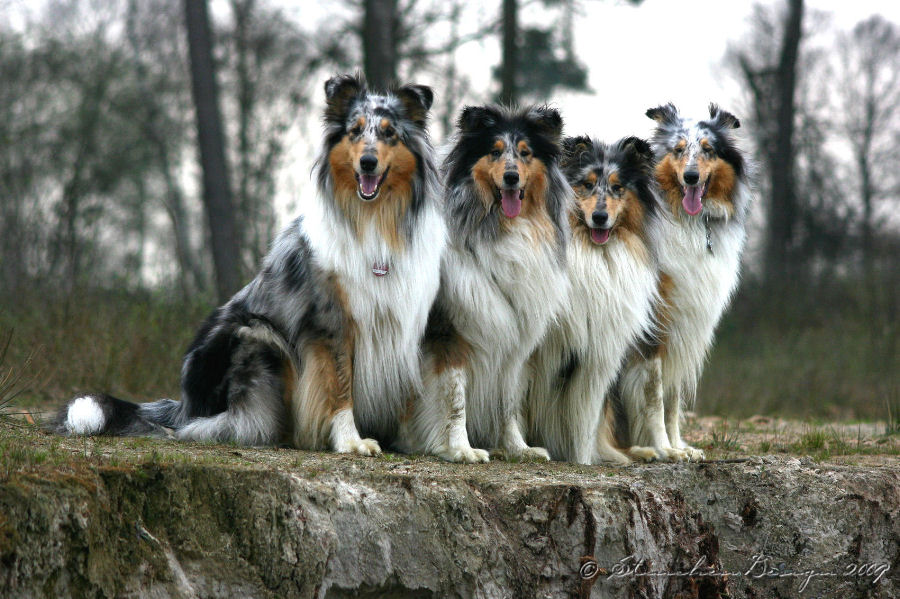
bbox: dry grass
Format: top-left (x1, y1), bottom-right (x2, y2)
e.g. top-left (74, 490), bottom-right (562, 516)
top-left (0, 288), bottom-right (213, 416)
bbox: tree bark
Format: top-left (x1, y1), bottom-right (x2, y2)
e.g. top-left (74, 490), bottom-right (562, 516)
top-left (499, 0), bottom-right (517, 105)
top-left (184, 0), bottom-right (241, 302)
top-left (765, 0), bottom-right (804, 283)
top-left (363, 0), bottom-right (397, 90)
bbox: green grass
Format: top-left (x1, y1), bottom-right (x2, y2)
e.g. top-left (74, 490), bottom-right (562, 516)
top-left (699, 277), bottom-right (899, 422)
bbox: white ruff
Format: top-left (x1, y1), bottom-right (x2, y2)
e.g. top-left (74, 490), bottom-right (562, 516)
top-left (653, 189), bottom-right (749, 399)
top-left (303, 191), bottom-right (446, 439)
top-left (440, 218), bottom-right (569, 450)
top-left (527, 234), bottom-right (657, 463)
top-left (65, 396), bottom-right (105, 435)
top-left (622, 181), bottom-right (751, 455)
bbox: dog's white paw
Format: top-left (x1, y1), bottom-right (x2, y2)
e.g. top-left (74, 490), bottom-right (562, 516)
top-left (521, 446), bottom-right (551, 462)
top-left (493, 446), bottom-right (551, 462)
top-left (437, 446), bottom-right (490, 464)
top-left (596, 451), bottom-right (632, 466)
top-left (681, 445), bottom-right (705, 462)
top-left (660, 447), bottom-right (691, 462)
top-left (336, 437), bottom-right (382, 457)
top-left (627, 446), bottom-right (660, 462)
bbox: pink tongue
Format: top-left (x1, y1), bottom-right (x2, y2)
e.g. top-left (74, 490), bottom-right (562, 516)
top-left (682, 186), bottom-right (702, 215)
top-left (590, 228), bottom-right (610, 244)
top-left (500, 189), bottom-right (522, 218)
top-left (359, 174), bottom-right (379, 196)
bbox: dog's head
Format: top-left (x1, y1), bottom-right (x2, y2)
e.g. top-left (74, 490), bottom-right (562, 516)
top-left (446, 104), bottom-right (564, 219)
top-left (647, 103), bottom-right (745, 218)
top-left (561, 136), bottom-right (656, 246)
top-left (321, 73), bottom-right (434, 203)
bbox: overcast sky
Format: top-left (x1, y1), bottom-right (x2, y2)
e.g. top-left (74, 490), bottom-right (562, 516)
top-left (273, 0), bottom-right (900, 217)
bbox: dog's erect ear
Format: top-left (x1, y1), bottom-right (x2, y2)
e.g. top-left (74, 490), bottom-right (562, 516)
top-left (561, 135), bottom-right (593, 168)
top-left (458, 105), bottom-right (499, 134)
top-left (708, 103), bottom-right (741, 129)
top-left (527, 105), bottom-right (564, 141)
top-left (397, 84), bottom-right (434, 128)
top-left (324, 74), bottom-right (365, 123)
top-left (645, 103), bottom-right (679, 126)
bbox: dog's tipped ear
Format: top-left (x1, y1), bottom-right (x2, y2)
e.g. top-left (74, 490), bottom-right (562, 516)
top-left (324, 74), bottom-right (365, 122)
top-left (621, 136), bottom-right (653, 162)
top-left (708, 103), bottom-right (741, 129)
top-left (397, 84), bottom-right (434, 127)
top-left (528, 105), bottom-right (564, 141)
top-left (458, 105), bottom-right (498, 133)
top-left (645, 103), bottom-right (679, 126)
top-left (561, 135), bottom-right (593, 167)
top-left (621, 136), bottom-right (655, 175)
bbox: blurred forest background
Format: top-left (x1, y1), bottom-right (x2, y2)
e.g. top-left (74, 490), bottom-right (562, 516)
top-left (0, 0), bottom-right (897, 424)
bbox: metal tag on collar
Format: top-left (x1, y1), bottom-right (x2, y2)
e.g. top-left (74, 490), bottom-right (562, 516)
top-left (704, 214), bottom-right (713, 254)
top-left (372, 261), bottom-right (390, 277)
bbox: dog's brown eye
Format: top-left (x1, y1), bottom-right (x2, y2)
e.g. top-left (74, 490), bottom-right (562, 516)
top-left (519, 148), bottom-right (531, 158)
top-left (673, 147), bottom-right (684, 156)
top-left (703, 146), bottom-right (715, 156)
top-left (349, 125), bottom-right (362, 136)
top-left (612, 184), bottom-right (624, 194)
top-left (384, 126), bottom-right (396, 137)
top-left (491, 149), bottom-right (502, 158)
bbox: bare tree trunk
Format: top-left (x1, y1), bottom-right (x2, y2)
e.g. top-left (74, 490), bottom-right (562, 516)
top-left (499, 0), bottom-right (517, 105)
top-left (765, 0), bottom-right (804, 283)
top-left (232, 0), bottom-right (254, 272)
top-left (363, 0), bottom-right (397, 90)
top-left (184, 0), bottom-right (241, 302)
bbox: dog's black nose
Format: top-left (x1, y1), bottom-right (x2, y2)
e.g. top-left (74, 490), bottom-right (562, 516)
top-left (592, 210), bottom-right (608, 225)
top-left (503, 171), bottom-right (519, 186)
top-left (360, 154), bottom-right (378, 173)
top-left (684, 170), bottom-right (700, 185)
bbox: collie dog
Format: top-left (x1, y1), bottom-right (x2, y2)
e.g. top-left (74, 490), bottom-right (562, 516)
top-left (398, 105), bottom-right (570, 462)
top-left (609, 103), bottom-right (751, 461)
top-left (525, 136), bottom-right (660, 464)
top-left (56, 74), bottom-right (445, 455)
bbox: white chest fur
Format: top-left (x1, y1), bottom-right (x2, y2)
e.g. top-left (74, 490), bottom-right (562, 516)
top-left (304, 194), bottom-right (446, 436)
top-left (654, 211), bottom-right (746, 395)
top-left (526, 236), bottom-right (657, 461)
top-left (442, 219), bottom-right (569, 445)
top-left (559, 238), bottom-right (657, 362)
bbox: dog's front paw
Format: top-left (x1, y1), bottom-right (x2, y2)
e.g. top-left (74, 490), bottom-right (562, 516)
top-left (627, 446), bottom-right (660, 462)
top-left (660, 447), bottom-right (691, 462)
top-left (336, 437), bottom-right (382, 457)
top-left (437, 445), bottom-right (490, 464)
top-left (681, 445), bottom-right (705, 462)
top-left (520, 446), bottom-right (551, 462)
top-left (492, 446), bottom-right (551, 462)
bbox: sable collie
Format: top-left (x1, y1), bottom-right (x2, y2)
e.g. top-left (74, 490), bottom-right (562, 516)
top-left (398, 105), bottom-right (570, 462)
top-left (56, 74), bottom-right (445, 455)
top-left (609, 103), bottom-right (751, 461)
top-left (525, 136), bottom-right (660, 464)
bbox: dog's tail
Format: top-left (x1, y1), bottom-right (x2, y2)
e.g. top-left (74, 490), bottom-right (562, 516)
top-left (53, 393), bottom-right (184, 438)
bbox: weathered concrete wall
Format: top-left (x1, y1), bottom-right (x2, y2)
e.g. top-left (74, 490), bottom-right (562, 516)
top-left (1, 453), bottom-right (897, 598)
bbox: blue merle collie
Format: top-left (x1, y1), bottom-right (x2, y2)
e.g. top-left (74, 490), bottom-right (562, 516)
top-left (56, 74), bottom-right (445, 455)
top-left (610, 103), bottom-right (751, 461)
top-left (525, 136), bottom-right (660, 464)
top-left (397, 105), bottom-right (570, 462)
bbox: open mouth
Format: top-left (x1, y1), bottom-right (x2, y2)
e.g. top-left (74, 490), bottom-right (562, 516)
top-left (681, 180), bottom-right (708, 216)
top-left (497, 187), bottom-right (525, 218)
top-left (355, 167), bottom-right (389, 201)
top-left (589, 227), bottom-right (611, 245)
